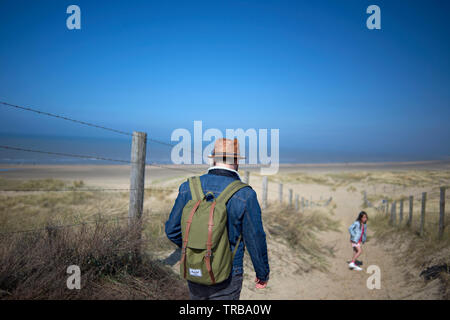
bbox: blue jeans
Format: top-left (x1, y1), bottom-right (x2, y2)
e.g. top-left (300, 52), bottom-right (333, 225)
top-left (187, 272), bottom-right (243, 300)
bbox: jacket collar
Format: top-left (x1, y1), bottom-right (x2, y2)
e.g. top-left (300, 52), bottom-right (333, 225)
top-left (207, 166), bottom-right (241, 180)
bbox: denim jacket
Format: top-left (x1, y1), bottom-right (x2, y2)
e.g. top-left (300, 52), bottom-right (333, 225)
top-left (165, 168), bottom-right (270, 282)
top-left (348, 220), bottom-right (367, 243)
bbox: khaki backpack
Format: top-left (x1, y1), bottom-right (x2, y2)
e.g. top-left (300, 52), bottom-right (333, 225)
top-left (180, 176), bottom-right (249, 285)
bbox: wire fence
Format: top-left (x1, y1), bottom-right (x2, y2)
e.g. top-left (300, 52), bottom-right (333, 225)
top-left (0, 187), bottom-right (178, 192)
top-left (0, 100), bottom-right (209, 160)
top-left (0, 101), bottom-right (271, 193)
top-left (0, 100), bottom-right (197, 162)
top-left (1, 99), bottom-right (333, 245)
top-left (364, 186), bottom-right (449, 241)
top-left (0, 101), bottom-right (286, 189)
top-left (0, 145), bottom-right (132, 164)
top-left (0, 215), bottom-right (132, 236)
top-left (0, 100), bottom-right (205, 239)
top-left (0, 101), bottom-right (133, 137)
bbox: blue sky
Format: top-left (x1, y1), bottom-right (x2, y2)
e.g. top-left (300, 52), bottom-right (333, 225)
top-left (0, 0), bottom-right (449, 163)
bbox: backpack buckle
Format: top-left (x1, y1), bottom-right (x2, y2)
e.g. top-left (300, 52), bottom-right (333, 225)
top-left (205, 249), bottom-right (212, 258)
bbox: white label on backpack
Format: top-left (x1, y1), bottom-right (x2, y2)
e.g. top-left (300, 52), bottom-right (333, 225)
top-left (189, 268), bottom-right (202, 277)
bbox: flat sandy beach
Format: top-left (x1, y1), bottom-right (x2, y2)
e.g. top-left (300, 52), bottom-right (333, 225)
top-left (1, 160), bottom-right (449, 188)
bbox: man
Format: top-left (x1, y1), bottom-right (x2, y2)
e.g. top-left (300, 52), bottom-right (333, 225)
top-left (165, 138), bottom-right (270, 300)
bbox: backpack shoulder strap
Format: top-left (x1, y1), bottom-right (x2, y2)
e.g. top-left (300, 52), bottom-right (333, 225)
top-left (188, 176), bottom-right (205, 201)
top-left (216, 180), bottom-right (250, 204)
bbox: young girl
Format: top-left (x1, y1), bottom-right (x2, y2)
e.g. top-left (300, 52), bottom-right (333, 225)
top-left (348, 211), bottom-right (368, 271)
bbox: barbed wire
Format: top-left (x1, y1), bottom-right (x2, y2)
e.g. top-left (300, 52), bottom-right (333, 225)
top-left (6, 142), bottom-right (439, 200)
top-left (0, 100), bottom-right (205, 158)
top-left (4, 101), bottom-right (408, 199)
top-left (0, 145), bottom-right (131, 164)
top-left (0, 143), bottom-right (211, 176)
top-left (0, 145), bottom-right (201, 177)
top-left (0, 188), bottom-right (132, 192)
top-left (0, 185), bottom-right (283, 198)
top-left (0, 187), bottom-right (178, 193)
top-left (145, 161), bottom-right (206, 175)
top-left (0, 101), bottom-right (133, 137)
top-left (0, 101), bottom-right (281, 178)
top-left (0, 182), bottom-right (284, 198)
top-left (0, 215), bottom-right (157, 236)
top-left (0, 148), bottom-right (207, 192)
top-left (0, 101), bottom-right (278, 164)
top-left (0, 216), bottom-right (132, 235)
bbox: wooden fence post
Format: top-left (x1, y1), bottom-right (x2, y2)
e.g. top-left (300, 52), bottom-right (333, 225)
top-left (128, 131), bottom-right (147, 261)
top-left (301, 197), bottom-right (305, 212)
top-left (279, 183), bottom-right (283, 204)
top-left (439, 187), bottom-right (446, 240)
top-left (399, 199), bottom-right (404, 225)
top-left (129, 131), bottom-right (147, 224)
top-left (289, 189), bottom-right (293, 208)
top-left (407, 195), bottom-right (413, 227)
top-left (295, 194), bottom-right (299, 211)
top-left (262, 176), bottom-right (268, 210)
top-left (244, 171), bottom-right (250, 184)
top-left (420, 192), bottom-right (427, 237)
top-left (390, 201), bottom-right (396, 226)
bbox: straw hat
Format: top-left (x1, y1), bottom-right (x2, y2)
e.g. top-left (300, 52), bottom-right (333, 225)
top-left (208, 138), bottom-right (245, 159)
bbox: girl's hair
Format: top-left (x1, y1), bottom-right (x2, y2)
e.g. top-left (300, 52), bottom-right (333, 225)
top-left (357, 211), bottom-right (368, 225)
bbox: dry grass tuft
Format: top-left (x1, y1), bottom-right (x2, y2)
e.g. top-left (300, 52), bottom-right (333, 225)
top-left (271, 170), bottom-right (450, 189)
top-left (273, 173), bottom-right (335, 186)
top-left (262, 205), bottom-right (340, 272)
top-left (0, 178), bottom-right (85, 191)
top-left (369, 209), bottom-right (450, 299)
top-left (0, 220), bottom-right (188, 300)
top-left (0, 178), bottom-right (187, 300)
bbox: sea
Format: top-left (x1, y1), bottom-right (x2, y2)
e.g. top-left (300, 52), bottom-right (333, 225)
top-left (0, 133), bottom-right (447, 165)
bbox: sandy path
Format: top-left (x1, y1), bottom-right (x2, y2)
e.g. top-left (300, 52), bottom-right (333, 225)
top-left (240, 185), bottom-right (441, 300)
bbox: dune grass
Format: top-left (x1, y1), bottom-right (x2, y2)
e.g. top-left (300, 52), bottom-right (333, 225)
top-left (2, 176), bottom-right (342, 298)
top-left (264, 170), bottom-right (450, 190)
top-left (0, 190), bottom-right (128, 232)
top-left (367, 188), bottom-right (449, 241)
top-left (368, 206), bottom-right (450, 299)
top-left (0, 177), bottom-right (85, 191)
top-left (266, 172), bottom-right (335, 186)
top-left (262, 204), bottom-right (340, 272)
top-left (0, 178), bottom-right (188, 299)
top-left (0, 220), bottom-right (188, 299)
